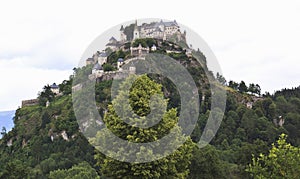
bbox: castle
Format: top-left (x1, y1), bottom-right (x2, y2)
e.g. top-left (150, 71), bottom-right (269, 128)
top-left (120, 20), bottom-right (186, 42)
top-left (92, 20), bottom-right (186, 54)
top-left (85, 20), bottom-right (189, 81)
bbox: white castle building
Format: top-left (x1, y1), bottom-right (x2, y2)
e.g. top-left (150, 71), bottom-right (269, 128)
top-left (85, 51), bottom-right (108, 66)
top-left (120, 20), bottom-right (186, 42)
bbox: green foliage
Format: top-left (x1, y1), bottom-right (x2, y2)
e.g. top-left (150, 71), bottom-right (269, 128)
top-left (72, 65), bottom-right (93, 85)
top-left (189, 145), bottom-right (226, 179)
top-left (1, 127), bottom-right (6, 137)
top-left (247, 134), bottom-right (300, 178)
top-left (94, 75), bottom-right (193, 178)
top-left (216, 72), bottom-right (227, 85)
top-left (102, 63), bottom-right (115, 72)
top-left (49, 162), bottom-right (100, 179)
top-left (228, 80), bottom-right (239, 90)
top-left (248, 83), bottom-right (261, 95)
top-left (38, 85), bottom-right (55, 106)
top-left (0, 159), bottom-right (31, 179)
top-left (228, 80), bottom-right (261, 95)
top-left (0, 92), bottom-right (96, 178)
top-left (132, 38), bottom-right (156, 47)
top-left (168, 52), bottom-right (188, 61)
top-left (59, 79), bottom-right (73, 95)
top-left (106, 50), bottom-right (129, 68)
top-left (238, 81), bottom-right (248, 93)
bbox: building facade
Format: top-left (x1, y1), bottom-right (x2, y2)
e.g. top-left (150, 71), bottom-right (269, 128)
top-left (120, 20), bottom-right (186, 42)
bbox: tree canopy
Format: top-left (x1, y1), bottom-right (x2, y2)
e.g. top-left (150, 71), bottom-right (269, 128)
top-left (247, 134), bottom-right (300, 178)
top-left (93, 75), bottom-right (194, 178)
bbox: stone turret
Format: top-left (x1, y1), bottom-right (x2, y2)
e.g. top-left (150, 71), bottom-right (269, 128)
top-left (50, 83), bottom-right (59, 94)
top-left (120, 25), bottom-right (127, 42)
top-left (117, 58), bottom-right (124, 69)
top-left (133, 20), bottom-right (139, 40)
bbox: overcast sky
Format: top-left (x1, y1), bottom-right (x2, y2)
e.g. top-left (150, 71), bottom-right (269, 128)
top-left (0, 0), bottom-right (299, 111)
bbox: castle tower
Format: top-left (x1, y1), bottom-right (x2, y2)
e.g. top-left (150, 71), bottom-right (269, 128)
top-left (176, 30), bottom-right (181, 41)
top-left (163, 32), bottom-right (167, 41)
top-left (120, 25), bottom-right (127, 42)
top-left (117, 58), bottom-right (124, 69)
top-left (158, 19), bottom-right (165, 31)
top-left (133, 20), bottom-right (139, 40)
top-left (182, 30), bottom-right (187, 42)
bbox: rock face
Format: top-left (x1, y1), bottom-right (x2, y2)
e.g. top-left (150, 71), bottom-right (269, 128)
top-left (61, 131), bottom-right (69, 141)
top-left (273, 116), bottom-right (285, 127)
top-left (49, 130), bottom-right (69, 142)
top-left (7, 138), bottom-right (13, 147)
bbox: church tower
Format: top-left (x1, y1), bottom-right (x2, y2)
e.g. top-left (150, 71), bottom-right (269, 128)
top-left (120, 25), bottom-right (127, 42)
top-left (133, 20), bottom-right (139, 40)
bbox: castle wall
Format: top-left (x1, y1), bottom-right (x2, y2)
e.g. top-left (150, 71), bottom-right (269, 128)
top-left (21, 99), bottom-right (39, 108)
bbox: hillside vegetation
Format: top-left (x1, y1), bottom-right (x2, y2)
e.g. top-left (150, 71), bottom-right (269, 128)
top-left (1, 38), bottom-right (300, 178)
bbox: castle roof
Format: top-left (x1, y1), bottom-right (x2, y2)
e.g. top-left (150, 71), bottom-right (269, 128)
top-left (154, 27), bottom-right (162, 32)
top-left (109, 36), bottom-right (117, 42)
top-left (163, 20), bottom-right (178, 27)
top-left (86, 58), bottom-right (94, 62)
top-left (93, 63), bottom-right (103, 70)
top-left (50, 83), bottom-right (59, 89)
top-left (142, 23), bottom-right (156, 29)
top-left (153, 20), bottom-right (179, 28)
top-left (106, 42), bottom-right (117, 46)
top-left (99, 52), bottom-right (107, 57)
top-left (118, 58), bottom-right (124, 62)
top-left (157, 20), bottom-right (164, 26)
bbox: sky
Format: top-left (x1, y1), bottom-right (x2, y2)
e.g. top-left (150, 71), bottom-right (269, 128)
top-left (0, 0), bottom-right (300, 111)
top-left (0, 111), bottom-right (15, 134)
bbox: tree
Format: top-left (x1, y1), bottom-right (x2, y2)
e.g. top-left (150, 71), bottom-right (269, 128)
top-left (59, 79), bottom-right (72, 95)
top-left (238, 81), bottom-right (248, 93)
top-left (246, 134), bottom-right (300, 178)
top-left (0, 159), bottom-right (31, 178)
top-left (132, 38), bottom-right (155, 47)
top-left (38, 85), bottom-right (55, 106)
top-left (228, 80), bottom-right (239, 90)
top-left (41, 111), bottom-right (51, 128)
top-left (216, 72), bottom-right (227, 85)
top-left (102, 63), bottom-right (113, 72)
top-left (1, 127), bottom-right (6, 137)
top-left (189, 145), bottom-right (226, 179)
top-left (248, 83), bottom-right (256, 94)
top-left (249, 83), bottom-right (261, 96)
top-left (255, 84), bottom-right (261, 96)
top-left (49, 162), bottom-right (100, 179)
top-left (93, 75), bottom-right (194, 178)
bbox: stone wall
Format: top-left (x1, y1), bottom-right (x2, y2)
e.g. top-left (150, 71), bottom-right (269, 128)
top-left (21, 99), bottom-right (39, 108)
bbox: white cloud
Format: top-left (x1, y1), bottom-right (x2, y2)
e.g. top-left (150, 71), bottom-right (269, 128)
top-left (0, 58), bottom-right (72, 111)
top-left (0, 0), bottom-right (300, 110)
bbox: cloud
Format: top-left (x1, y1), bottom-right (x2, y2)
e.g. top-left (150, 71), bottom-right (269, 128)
top-left (0, 0), bottom-right (300, 110)
top-left (0, 58), bottom-right (72, 111)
